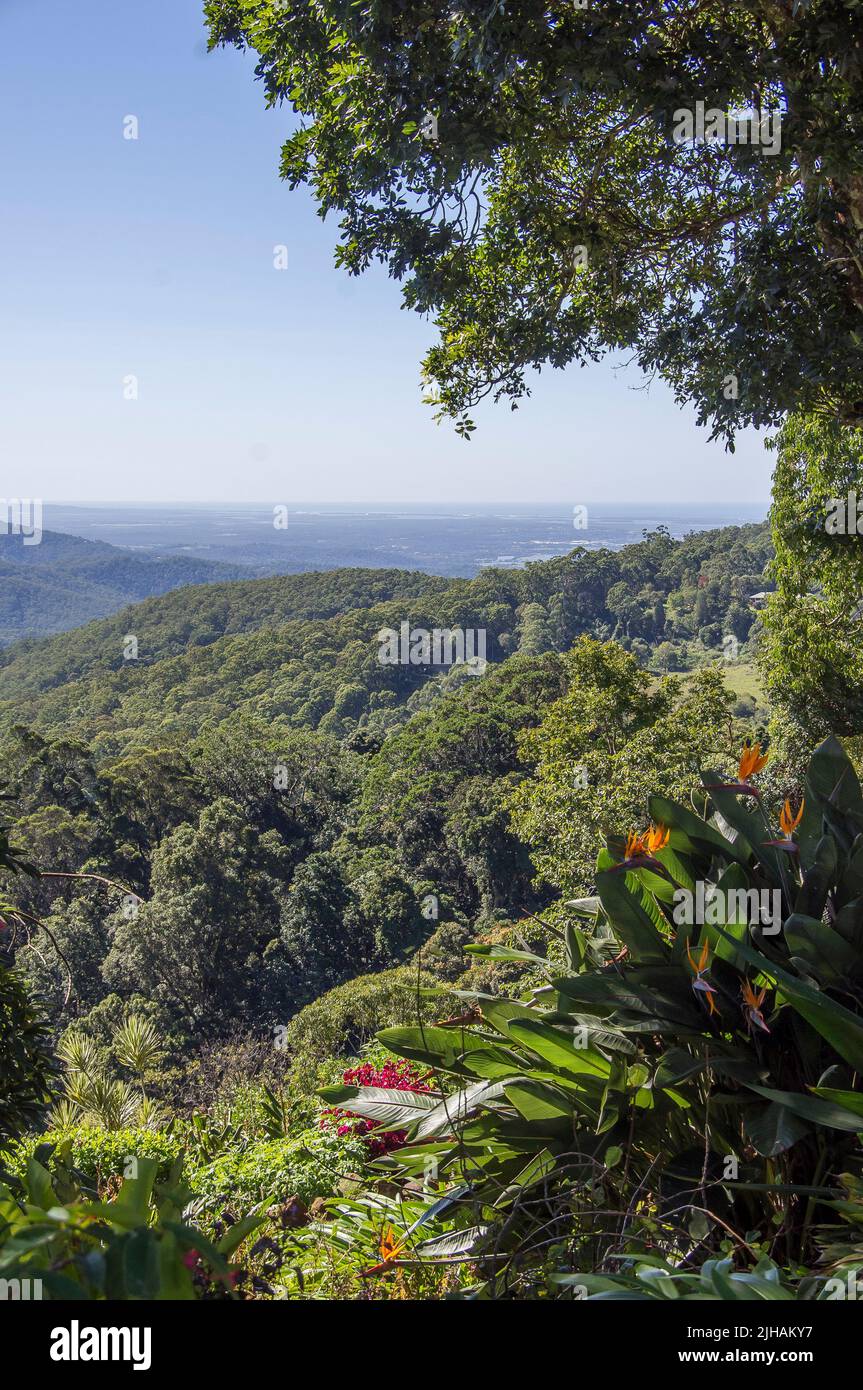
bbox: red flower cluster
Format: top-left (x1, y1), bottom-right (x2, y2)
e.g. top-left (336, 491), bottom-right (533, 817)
top-left (322, 1058), bottom-right (434, 1157)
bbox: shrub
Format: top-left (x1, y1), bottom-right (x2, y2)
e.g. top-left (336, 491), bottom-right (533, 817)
top-left (284, 965), bottom-right (447, 1091)
top-left (9, 1125), bottom-right (182, 1187)
top-left (191, 1126), bottom-right (367, 1210)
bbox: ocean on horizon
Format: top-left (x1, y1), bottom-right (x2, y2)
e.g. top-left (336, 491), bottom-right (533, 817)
top-left (40, 501), bottom-right (768, 580)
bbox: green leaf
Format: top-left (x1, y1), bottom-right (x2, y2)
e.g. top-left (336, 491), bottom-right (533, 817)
top-left (413, 1080), bottom-right (505, 1140)
top-left (784, 913), bottom-right (859, 985)
top-left (415, 1224), bottom-right (488, 1258)
top-left (461, 1044), bottom-right (527, 1079)
top-left (648, 793), bottom-right (748, 866)
top-left (654, 844), bottom-right (696, 892)
top-left (654, 1047), bottom-right (705, 1088)
top-left (25, 1158), bottom-right (58, 1213)
top-left (743, 1082), bottom-right (863, 1133)
top-left (504, 1080), bottom-right (575, 1122)
top-left (506, 1018), bottom-right (611, 1078)
top-left (122, 1228), bottom-right (160, 1300)
top-left (474, 998), bottom-right (546, 1037)
top-left (86, 1158), bottom-right (159, 1228)
top-left (799, 735), bottom-right (863, 865)
top-left (156, 1231), bottom-right (196, 1301)
top-left (318, 1085), bottom-right (441, 1129)
top-left (216, 1204), bottom-right (268, 1258)
top-left (714, 924), bottom-right (863, 1073)
top-left (809, 1086), bottom-right (863, 1118)
top-left (745, 1101), bottom-right (811, 1156)
top-left (795, 836), bottom-right (838, 920)
top-left (376, 1025), bottom-right (490, 1076)
top-left (703, 774), bottom-right (787, 887)
top-left (596, 870), bottom-right (669, 963)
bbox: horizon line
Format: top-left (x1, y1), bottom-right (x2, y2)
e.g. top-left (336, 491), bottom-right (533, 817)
top-left (38, 498), bottom-right (771, 508)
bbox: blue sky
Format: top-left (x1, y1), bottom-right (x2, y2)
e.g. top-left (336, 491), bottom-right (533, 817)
top-left (0, 0), bottom-right (773, 505)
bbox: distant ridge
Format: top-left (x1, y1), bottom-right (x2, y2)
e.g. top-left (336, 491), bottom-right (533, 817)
top-left (0, 528), bottom-right (246, 645)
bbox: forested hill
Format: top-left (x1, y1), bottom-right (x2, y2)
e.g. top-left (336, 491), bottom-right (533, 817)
top-left (0, 523), bottom-right (770, 753)
top-left (0, 528), bottom-right (245, 644)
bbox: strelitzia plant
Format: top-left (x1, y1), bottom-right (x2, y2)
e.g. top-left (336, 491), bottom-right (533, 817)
top-left (321, 736), bottom-right (863, 1296)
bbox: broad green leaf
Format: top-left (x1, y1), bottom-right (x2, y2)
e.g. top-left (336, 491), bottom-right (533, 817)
top-left (809, 1086), bottom-right (863, 1118)
top-left (413, 1080), bottom-right (505, 1140)
top-left (25, 1158), bottom-right (58, 1213)
top-left (596, 870), bottom-right (669, 963)
top-left (415, 1224), bottom-right (488, 1258)
top-left (376, 1025), bottom-right (490, 1075)
top-left (744, 1082), bottom-right (863, 1133)
top-left (745, 1101), bottom-right (811, 1156)
top-left (504, 1080), bottom-right (576, 1122)
top-left (506, 1019), bottom-right (611, 1078)
top-left (795, 836), bottom-right (838, 920)
top-left (654, 1047), bottom-right (705, 1088)
top-left (648, 793), bottom-right (748, 866)
top-left (216, 1204), bottom-right (268, 1258)
top-left (318, 1085), bottom-right (441, 1130)
top-left (784, 913), bottom-right (859, 985)
top-left (122, 1228), bottom-right (160, 1300)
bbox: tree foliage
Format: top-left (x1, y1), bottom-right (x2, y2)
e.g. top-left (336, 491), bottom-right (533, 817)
top-left (207, 0), bottom-right (863, 439)
top-left (763, 413), bottom-right (863, 742)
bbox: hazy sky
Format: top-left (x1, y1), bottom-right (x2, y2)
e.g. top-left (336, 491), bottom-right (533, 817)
top-left (0, 0), bottom-right (773, 505)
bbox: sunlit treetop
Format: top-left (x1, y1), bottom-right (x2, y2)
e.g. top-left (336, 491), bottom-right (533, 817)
top-left (206, 1), bottom-right (863, 443)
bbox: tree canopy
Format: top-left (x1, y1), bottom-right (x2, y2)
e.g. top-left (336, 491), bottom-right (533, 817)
top-left (206, 0), bottom-right (863, 441)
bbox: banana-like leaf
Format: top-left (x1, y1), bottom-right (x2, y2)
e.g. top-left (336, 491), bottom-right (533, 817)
top-left (506, 1018), bottom-right (611, 1078)
top-left (703, 773), bottom-right (790, 894)
top-left (654, 1047), bottom-right (706, 1088)
top-left (504, 1080), bottom-right (576, 1122)
top-left (701, 863), bottom-right (753, 968)
top-left (216, 1204), bottom-right (268, 1258)
top-left (648, 793), bottom-right (748, 866)
top-left (413, 1080), bottom-right (506, 1141)
top-left (596, 871), bottom-right (669, 963)
top-left (833, 896), bottom-right (863, 950)
top-left (318, 1085), bottom-right (442, 1130)
top-left (654, 844), bottom-right (696, 893)
top-left (414, 1224), bottom-right (489, 1259)
top-left (795, 836), bottom-right (838, 920)
top-left (808, 1086), bottom-right (863, 1119)
top-left (25, 1158), bottom-right (58, 1213)
top-left (784, 913), bottom-right (859, 985)
top-left (743, 1082), bottom-right (863, 1132)
top-left (476, 997), bottom-right (546, 1037)
top-left (493, 1149), bottom-right (557, 1208)
top-left (376, 1026), bottom-right (492, 1076)
top-left (461, 1043), bottom-right (529, 1079)
top-left (799, 735), bottom-right (863, 866)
